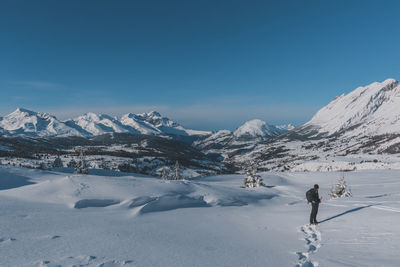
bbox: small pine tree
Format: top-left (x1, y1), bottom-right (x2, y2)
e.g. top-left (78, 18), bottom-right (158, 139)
top-left (67, 159), bottom-right (77, 168)
top-left (161, 166), bottom-right (168, 180)
top-left (171, 161), bottom-right (181, 180)
top-left (244, 164), bottom-right (263, 188)
top-left (52, 156), bottom-right (63, 168)
top-left (99, 158), bottom-right (110, 170)
top-left (330, 173), bottom-right (352, 198)
top-left (75, 149), bottom-right (89, 174)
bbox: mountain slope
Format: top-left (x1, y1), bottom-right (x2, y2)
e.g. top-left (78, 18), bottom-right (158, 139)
top-left (193, 119), bottom-right (288, 157)
top-left (120, 112), bottom-right (165, 135)
top-left (233, 119), bottom-right (283, 140)
top-left (72, 113), bottom-right (137, 136)
top-left (232, 78), bottom-right (400, 171)
top-left (305, 78), bottom-right (400, 137)
top-left (120, 111), bottom-right (211, 137)
top-left (0, 108), bottom-right (85, 137)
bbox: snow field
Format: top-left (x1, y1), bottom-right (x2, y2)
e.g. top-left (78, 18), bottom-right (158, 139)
top-left (0, 167), bottom-right (399, 266)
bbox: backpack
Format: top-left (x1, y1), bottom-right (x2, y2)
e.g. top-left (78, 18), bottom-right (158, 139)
top-left (306, 189), bottom-right (313, 203)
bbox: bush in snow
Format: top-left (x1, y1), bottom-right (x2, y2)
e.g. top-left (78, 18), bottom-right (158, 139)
top-left (118, 162), bottom-right (135, 173)
top-left (330, 173), bottom-right (352, 199)
top-left (67, 159), bottom-right (77, 168)
top-left (244, 165), bottom-right (263, 188)
top-left (99, 159), bottom-right (110, 170)
top-left (52, 156), bottom-right (63, 168)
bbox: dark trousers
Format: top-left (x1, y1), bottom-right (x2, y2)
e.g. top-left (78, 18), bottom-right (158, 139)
top-left (310, 203), bottom-right (319, 224)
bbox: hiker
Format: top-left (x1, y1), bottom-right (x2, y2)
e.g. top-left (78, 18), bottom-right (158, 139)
top-left (306, 184), bottom-right (322, 225)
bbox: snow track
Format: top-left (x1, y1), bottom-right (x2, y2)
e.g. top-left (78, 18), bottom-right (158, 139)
top-left (295, 225), bottom-right (321, 267)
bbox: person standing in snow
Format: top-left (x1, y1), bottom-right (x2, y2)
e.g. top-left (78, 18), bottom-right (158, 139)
top-left (307, 184), bottom-right (322, 225)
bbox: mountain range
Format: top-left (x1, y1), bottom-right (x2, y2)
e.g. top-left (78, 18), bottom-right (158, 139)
top-left (0, 108), bottom-right (208, 138)
top-left (1, 78), bottom-right (400, 174)
top-left (0, 108), bottom-right (291, 141)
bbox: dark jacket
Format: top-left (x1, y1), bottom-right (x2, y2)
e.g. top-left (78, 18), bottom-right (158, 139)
top-left (310, 188), bottom-right (321, 204)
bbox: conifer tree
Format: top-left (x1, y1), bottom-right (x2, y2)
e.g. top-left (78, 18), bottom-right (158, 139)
top-left (330, 173), bottom-right (352, 198)
top-left (171, 161), bottom-right (181, 180)
top-left (244, 162), bottom-right (263, 188)
top-left (75, 148), bottom-right (89, 174)
top-left (52, 156), bottom-right (63, 168)
top-left (67, 159), bottom-right (77, 168)
top-left (161, 166), bottom-right (168, 180)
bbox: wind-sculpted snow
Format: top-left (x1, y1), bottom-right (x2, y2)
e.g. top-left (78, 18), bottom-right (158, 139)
top-left (74, 199), bottom-right (121, 209)
top-left (1, 167), bottom-right (400, 266)
top-left (0, 167), bottom-right (278, 213)
top-left (138, 195), bottom-right (211, 214)
top-left (0, 168), bottom-right (35, 190)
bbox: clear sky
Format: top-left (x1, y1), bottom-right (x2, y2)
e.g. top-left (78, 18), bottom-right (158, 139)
top-left (1, 0), bottom-right (400, 130)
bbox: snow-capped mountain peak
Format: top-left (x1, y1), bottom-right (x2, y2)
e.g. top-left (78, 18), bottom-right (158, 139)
top-left (72, 112), bottom-right (134, 136)
top-left (120, 111), bottom-right (210, 136)
top-left (0, 108), bottom-right (84, 137)
top-left (306, 78), bottom-right (400, 136)
top-left (233, 119), bottom-right (281, 139)
top-left (135, 111), bottom-right (179, 128)
top-left (0, 109), bottom-right (290, 143)
top-left (120, 113), bottom-right (162, 135)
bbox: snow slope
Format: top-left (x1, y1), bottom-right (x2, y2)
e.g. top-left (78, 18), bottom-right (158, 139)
top-left (119, 112), bottom-right (164, 135)
top-left (306, 78), bottom-right (400, 136)
top-left (0, 108), bottom-right (85, 137)
top-left (233, 119), bottom-right (283, 140)
top-left (0, 166), bottom-right (399, 266)
top-left (72, 113), bottom-right (137, 136)
top-left (120, 111), bottom-right (211, 136)
top-left (234, 78), bottom-right (400, 171)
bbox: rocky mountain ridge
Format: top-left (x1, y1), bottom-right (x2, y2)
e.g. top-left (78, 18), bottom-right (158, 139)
top-left (232, 78), bottom-right (400, 172)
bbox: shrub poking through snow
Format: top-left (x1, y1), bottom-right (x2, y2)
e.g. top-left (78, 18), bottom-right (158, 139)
top-left (75, 148), bottom-right (89, 175)
top-left (330, 172), bottom-right (352, 198)
top-left (52, 156), bottom-right (63, 168)
top-left (244, 165), bottom-right (263, 188)
top-left (67, 159), bottom-right (77, 168)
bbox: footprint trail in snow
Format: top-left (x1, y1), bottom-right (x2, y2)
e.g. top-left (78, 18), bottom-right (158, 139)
top-left (295, 224), bottom-right (321, 267)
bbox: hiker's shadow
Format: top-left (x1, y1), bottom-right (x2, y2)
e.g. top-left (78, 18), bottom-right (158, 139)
top-left (320, 204), bottom-right (374, 224)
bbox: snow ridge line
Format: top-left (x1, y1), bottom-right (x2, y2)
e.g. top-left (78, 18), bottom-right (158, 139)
top-left (295, 224), bottom-right (321, 267)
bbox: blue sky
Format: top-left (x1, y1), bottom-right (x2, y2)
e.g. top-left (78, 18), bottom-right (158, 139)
top-left (1, 0), bottom-right (400, 130)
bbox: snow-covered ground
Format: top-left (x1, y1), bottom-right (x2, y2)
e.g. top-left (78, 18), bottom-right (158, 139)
top-left (0, 166), bottom-right (399, 266)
